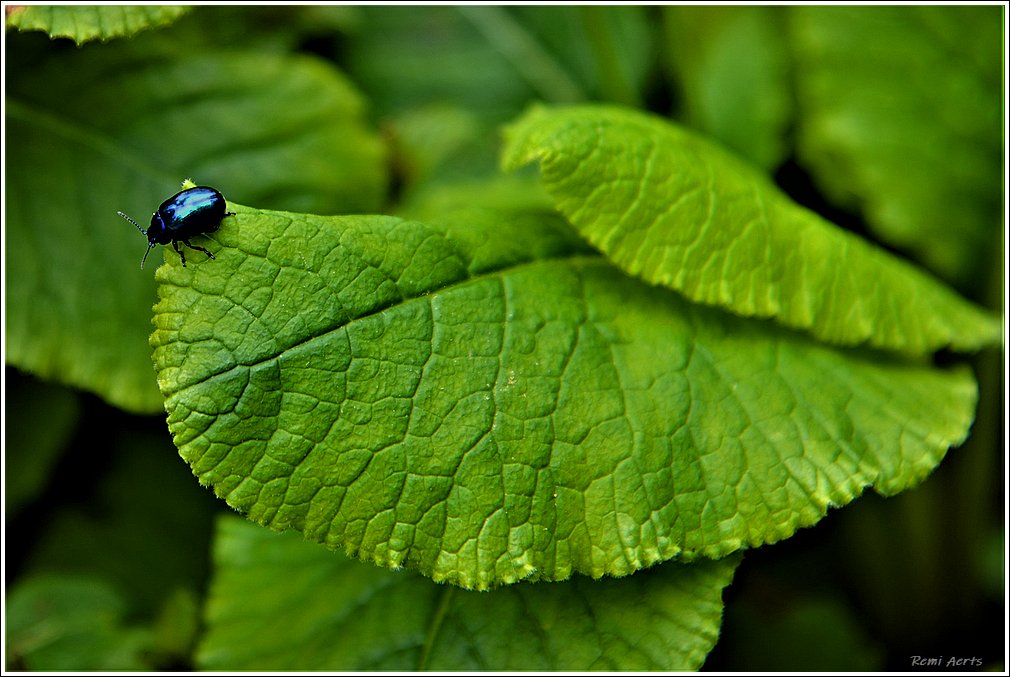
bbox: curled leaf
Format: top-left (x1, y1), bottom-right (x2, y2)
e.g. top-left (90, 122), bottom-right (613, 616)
top-left (501, 104), bottom-right (1000, 355)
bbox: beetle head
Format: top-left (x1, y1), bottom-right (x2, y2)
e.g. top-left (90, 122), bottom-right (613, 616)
top-left (147, 212), bottom-right (173, 245)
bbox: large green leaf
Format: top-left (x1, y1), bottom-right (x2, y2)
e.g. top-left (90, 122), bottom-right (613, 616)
top-left (789, 6), bottom-right (1003, 286)
top-left (199, 516), bottom-right (738, 671)
top-left (4, 33), bottom-right (386, 412)
top-left (6, 5), bottom-right (189, 44)
top-left (501, 104), bottom-right (1000, 355)
top-left (153, 202), bottom-right (979, 588)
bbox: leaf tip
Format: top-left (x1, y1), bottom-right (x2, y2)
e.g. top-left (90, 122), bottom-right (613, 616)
top-left (499, 103), bottom-right (552, 173)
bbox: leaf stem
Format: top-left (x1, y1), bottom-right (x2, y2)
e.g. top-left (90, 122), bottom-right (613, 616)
top-left (417, 584), bottom-right (456, 670)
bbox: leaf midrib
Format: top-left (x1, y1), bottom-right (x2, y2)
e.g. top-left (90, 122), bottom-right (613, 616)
top-left (162, 251), bottom-right (605, 398)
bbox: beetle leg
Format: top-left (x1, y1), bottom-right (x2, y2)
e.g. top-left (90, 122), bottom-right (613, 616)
top-left (182, 240), bottom-right (215, 261)
top-left (172, 241), bottom-right (187, 267)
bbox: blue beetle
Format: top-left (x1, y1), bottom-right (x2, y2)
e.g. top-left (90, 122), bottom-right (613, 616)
top-left (118, 185), bottom-right (234, 268)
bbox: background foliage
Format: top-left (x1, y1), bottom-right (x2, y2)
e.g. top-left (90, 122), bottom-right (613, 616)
top-left (4, 5), bottom-right (1004, 671)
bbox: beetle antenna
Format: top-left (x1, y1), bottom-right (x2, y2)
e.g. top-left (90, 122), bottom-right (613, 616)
top-left (117, 210), bottom-right (147, 236)
top-left (140, 242), bottom-right (155, 270)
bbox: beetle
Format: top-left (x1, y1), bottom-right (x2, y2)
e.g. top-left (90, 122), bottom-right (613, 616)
top-left (118, 185), bottom-right (235, 269)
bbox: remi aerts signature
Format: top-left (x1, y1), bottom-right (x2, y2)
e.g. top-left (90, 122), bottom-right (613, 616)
top-left (910, 655), bottom-right (983, 668)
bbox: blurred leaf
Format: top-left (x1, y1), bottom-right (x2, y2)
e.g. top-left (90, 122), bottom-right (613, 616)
top-left (386, 104), bottom-right (492, 190)
top-left (25, 427), bottom-right (220, 617)
top-left (5, 32), bottom-right (386, 412)
top-left (386, 104), bottom-right (557, 214)
top-left (152, 200), bottom-right (980, 588)
top-left (198, 516), bottom-right (739, 671)
top-left (150, 586), bottom-right (202, 662)
top-left (664, 6), bottom-right (791, 169)
top-left (346, 6), bottom-right (657, 124)
top-left (5, 574), bottom-right (154, 671)
top-left (790, 6), bottom-right (1002, 287)
top-left (456, 5), bottom-right (587, 104)
top-left (119, 5), bottom-right (359, 55)
top-left (345, 6), bottom-right (537, 122)
top-left (6, 5), bottom-right (189, 44)
top-left (501, 104), bottom-right (1001, 354)
top-left (510, 6), bottom-right (654, 107)
top-left (3, 371), bottom-right (80, 514)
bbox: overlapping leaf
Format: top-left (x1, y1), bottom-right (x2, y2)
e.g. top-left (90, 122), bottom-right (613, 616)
top-left (198, 516), bottom-right (738, 671)
top-left (153, 200), bottom-right (979, 588)
top-left (501, 104), bottom-right (1000, 354)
